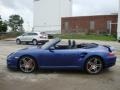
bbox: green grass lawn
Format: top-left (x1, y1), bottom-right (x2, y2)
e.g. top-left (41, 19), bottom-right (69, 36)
top-left (54, 34), bottom-right (117, 41)
top-left (0, 32), bottom-right (23, 40)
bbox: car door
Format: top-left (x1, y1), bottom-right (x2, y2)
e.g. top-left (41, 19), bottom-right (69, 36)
top-left (25, 33), bottom-right (33, 41)
top-left (39, 49), bottom-right (82, 68)
top-left (54, 49), bottom-right (83, 67)
top-left (27, 33), bottom-right (38, 41)
top-left (20, 33), bottom-right (28, 41)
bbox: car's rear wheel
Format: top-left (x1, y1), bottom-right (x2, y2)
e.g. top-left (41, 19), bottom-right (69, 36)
top-left (19, 56), bottom-right (36, 73)
top-left (85, 56), bottom-right (103, 74)
top-left (32, 39), bottom-right (38, 45)
top-left (16, 39), bottom-right (21, 44)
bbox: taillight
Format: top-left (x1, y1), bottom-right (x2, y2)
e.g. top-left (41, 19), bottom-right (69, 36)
top-left (108, 52), bottom-right (115, 56)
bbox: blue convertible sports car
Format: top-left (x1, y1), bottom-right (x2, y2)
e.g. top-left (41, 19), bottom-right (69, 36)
top-left (7, 38), bottom-right (116, 74)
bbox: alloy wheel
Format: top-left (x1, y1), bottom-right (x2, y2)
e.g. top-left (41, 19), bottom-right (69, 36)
top-left (86, 57), bottom-right (103, 74)
top-left (16, 39), bottom-right (21, 44)
top-left (19, 57), bottom-right (36, 73)
top-left (32, 40), bottom-right (38, 45)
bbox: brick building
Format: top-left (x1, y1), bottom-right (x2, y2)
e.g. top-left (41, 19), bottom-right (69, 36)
top-left (61, 15), bottom-right (118, 35)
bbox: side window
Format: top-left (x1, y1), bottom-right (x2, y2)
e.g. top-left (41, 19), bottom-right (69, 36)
top-left (27, 33), bottom-right (32, 36)
top-left (23, 33), bottom-right (28, 36)
top-left (22, 33), bottom-right (38, 36)
top-left (27, 33), bottom-right (38, 36)
top-left (32, 33), bottom-right (38, 35)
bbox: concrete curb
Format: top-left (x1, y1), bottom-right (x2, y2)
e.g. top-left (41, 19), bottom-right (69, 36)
top-left (2, 38), bottom-right (16, 41)
top-left (3, 40), bottom-right (15, 41)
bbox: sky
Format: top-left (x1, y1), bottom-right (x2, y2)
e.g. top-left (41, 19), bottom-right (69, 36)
top-left (0, 0), bottom-right (119, 31)
top-left (0, 0), bottom-right (33, 31)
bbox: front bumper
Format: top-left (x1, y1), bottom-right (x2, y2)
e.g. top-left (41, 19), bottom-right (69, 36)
top-left (7, 56), bottom-right (19, 70)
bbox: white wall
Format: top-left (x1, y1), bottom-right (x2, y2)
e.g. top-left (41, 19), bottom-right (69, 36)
top-left (33, 0), bottom-right (72, 33)
top-left (117, 0), bottom-right (120, 39)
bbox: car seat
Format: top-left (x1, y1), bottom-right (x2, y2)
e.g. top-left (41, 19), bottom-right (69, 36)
top-left (68, 40), bottom-right (72, 49)
top-left (72, 40), bottom-right (77, 49)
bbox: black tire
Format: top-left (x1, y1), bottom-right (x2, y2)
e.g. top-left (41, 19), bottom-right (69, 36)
top-left (19, 56), bottom-right (37, 73)
top-left (16, 39), bottom-right (21, 44)
top-left (32, 39), bottom-right (38, 45)
top-left (85, 56), bottom-right (103, 74)
top-left (118, 40), bottom-right (120, 43)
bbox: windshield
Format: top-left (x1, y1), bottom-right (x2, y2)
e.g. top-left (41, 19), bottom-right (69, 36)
top-left (41, 38), bottom-right (61, 49)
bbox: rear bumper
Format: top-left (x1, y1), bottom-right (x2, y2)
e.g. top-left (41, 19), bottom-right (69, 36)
top-left (104, 56), bottom-right (116, 68)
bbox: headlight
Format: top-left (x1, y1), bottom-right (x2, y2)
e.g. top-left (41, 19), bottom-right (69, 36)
top-left (7, 52), bottom-right (20, 60)
top-left (7, 52), bottom-right (16, 59)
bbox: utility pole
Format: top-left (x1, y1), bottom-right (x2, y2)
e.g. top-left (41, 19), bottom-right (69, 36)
top-left (117, 0), bottom-right (120, 40)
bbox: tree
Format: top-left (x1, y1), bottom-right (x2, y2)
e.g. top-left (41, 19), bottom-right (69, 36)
top-left (8, 15), bottom-right (24, 32)
top-left (1, 22), bottom-right (7, 32)
top-left (0, 16), bottom-right (7, 32)
top-left (0, 16), bottom-right (2, 32)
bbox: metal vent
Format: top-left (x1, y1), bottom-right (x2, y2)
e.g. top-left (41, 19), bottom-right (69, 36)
top-left (34, 0), bottom-right (40, 1)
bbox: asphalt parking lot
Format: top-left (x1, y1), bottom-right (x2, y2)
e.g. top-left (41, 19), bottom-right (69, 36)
top-left (0, 39), bottom-right (120, 90)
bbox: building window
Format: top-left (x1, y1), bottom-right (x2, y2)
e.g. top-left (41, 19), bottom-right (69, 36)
top-left (90, 21), bottom-right (95, 30)
top-left (107, 20), bottom-right (112, 30)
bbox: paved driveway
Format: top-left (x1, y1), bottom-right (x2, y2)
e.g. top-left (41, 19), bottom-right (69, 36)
top-left (0, 40), bottom-right (120, 90)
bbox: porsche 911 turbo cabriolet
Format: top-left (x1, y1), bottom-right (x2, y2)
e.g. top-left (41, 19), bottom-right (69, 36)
top-left (7, 38), bottom-right (116, 74)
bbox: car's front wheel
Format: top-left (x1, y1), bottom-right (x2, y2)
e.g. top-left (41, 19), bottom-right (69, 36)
top-left (16, 39), bottom-right (21, 44)
top-left (19, 56), bottom-right (36, 73)
top-left (85, 56), bottom-right (103, 74)
top-left (32, 39), bottom-right (38, 45)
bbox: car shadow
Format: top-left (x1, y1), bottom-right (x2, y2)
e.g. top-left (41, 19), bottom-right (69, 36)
top-left (36, 69), bottom-right (85, 74)
top-left (7, 68), bottom-right (113, 76)
top-left (34, 68), bottom-right (113, 75)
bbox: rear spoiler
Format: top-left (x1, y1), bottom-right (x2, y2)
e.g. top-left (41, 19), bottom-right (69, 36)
top-left (103, 45), bottom-right (115, 52)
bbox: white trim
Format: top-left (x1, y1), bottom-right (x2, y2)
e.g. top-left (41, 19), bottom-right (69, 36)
top-left (109, 22), bottom-right (117, 35)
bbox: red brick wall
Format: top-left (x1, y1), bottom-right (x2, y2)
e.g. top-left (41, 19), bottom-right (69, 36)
top-left (61, 15), bottom-right (118, 34)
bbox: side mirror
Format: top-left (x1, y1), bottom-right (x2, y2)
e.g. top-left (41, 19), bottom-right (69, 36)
top-left (49, 47), bottom-right (55, 52)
